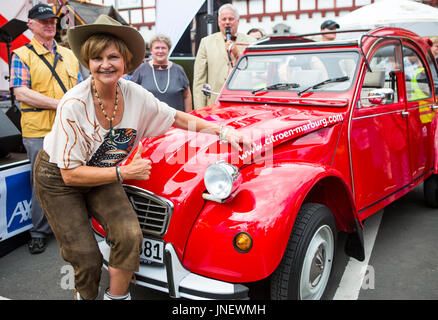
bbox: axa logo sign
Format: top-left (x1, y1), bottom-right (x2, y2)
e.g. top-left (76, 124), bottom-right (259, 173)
top-left (5, 171), bottom-right (32, 233)
top-left (7, 199), bottom-right (31, 230)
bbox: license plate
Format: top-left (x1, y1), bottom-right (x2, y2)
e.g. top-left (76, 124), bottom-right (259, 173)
top-left (140, 237), bottom-right (164, 264)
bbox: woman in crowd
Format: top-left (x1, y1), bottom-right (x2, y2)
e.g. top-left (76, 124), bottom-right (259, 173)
top-left (33, 15), bottom-right (251, 300)
top-left (130, 34), bottom-right (192, 112)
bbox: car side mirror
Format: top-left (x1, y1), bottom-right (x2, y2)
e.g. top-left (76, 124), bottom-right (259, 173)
top-left (367, 88), bottom-right (394, 105)
top-left (202, 84), bottom-right (219, 97)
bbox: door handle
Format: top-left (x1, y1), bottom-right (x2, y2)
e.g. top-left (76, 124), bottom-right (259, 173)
top-left (401, 111), bottom-right (409, 117)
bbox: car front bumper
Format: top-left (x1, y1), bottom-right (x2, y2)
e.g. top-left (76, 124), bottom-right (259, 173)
top-left (98, 240), bottom-right (249, 300)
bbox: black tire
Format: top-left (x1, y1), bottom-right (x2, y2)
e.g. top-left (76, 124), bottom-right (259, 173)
top-left (424, 174), bottom-right (438, 208)
top-left (270, 203), bottom-right (336, 300)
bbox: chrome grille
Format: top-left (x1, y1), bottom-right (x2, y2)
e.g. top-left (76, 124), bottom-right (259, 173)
top-left (123, 185), bottom-right (173, 237)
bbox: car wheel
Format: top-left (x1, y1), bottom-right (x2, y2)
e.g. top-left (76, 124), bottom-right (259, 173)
top-left (424, 174), bottom-right (438, 207)
top-left (270, 203), bottom-right (336, 300)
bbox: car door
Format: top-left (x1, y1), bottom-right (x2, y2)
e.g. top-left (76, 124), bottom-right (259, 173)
top-left (350, 41), bottom-right (411, 216)
top-left (402, 43), bottom-right (436, 181)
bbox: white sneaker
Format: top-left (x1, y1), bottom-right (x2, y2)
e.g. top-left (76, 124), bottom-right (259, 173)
top-left (74, 288), bottom-right (100, 300)
top-left (103, 288), bottom-right (131, 300)
top-left (74, 289), bottom-right (83, 300)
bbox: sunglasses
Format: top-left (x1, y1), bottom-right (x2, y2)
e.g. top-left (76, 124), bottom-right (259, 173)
top-left (153, 64), bottom-right (168, 70)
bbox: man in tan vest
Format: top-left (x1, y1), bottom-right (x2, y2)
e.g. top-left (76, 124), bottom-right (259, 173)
top-left (193, 3), bottom-right (255, 109)
top-left (10, 3), bottom-right (80, 254)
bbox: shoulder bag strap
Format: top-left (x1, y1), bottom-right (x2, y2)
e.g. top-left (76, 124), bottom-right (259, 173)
top-left (25, 43), bottom-right (67, 93)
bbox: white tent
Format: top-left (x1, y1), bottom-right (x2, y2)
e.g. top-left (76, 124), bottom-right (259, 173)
top-left (155, 0), bottom-right (205, 55)
top-left (0, 0), bottom-right (34, 92)
top-left (336, 0), bottom-right (438, 37)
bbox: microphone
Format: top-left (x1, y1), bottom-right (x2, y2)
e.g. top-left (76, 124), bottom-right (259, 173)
top-left (225, 27), bottom-right (232, 42)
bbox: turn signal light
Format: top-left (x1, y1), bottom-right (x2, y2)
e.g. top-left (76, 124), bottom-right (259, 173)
top-left (233, 232), bottom-right (253, 253)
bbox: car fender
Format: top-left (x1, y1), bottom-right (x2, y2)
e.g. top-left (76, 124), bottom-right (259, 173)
top-left (182, 160), bottom-right (359, 283)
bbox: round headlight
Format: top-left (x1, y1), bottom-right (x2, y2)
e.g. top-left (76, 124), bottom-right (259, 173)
top-left (204, 161), bottom-right (239, 200)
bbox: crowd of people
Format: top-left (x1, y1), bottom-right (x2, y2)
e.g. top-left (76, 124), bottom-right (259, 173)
top-left (8, 2), bottom-right (438, 300)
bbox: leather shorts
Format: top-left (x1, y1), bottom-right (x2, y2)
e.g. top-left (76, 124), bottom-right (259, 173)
top-left (33, 150), bottom-right (142, 299)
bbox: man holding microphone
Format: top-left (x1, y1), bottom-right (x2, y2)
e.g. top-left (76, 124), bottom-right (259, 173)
top-left (193, 3), bottom-right (255, 109)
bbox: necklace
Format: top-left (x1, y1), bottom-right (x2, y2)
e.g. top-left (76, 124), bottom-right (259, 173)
top-left (152, 64), bottom-right (170, 94)
top-left (92, 77), bottom-right (119, 137)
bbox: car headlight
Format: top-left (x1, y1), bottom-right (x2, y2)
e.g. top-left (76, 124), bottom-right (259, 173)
top-left (203, 161), bottom-right (241, 202)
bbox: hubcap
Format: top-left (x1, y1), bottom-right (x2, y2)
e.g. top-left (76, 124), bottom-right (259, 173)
top-left (309, 243), bottom-right (326, 287)
top-left (299, 225), bottom-right (334, 300)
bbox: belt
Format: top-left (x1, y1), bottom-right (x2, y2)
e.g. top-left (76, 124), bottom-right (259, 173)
top-left (21, 108), bottom-right (44, 112)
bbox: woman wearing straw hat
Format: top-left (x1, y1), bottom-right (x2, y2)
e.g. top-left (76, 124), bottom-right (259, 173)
top-left (33, 15), bottom-right (251, 300)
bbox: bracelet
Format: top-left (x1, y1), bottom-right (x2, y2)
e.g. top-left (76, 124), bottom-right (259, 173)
top-left (219, 125), bottom-right (229, 141)
top-left (115, 166), bottom-right (123, 182)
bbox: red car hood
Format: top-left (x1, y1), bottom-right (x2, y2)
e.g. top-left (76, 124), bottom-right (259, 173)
top-left (122, 104), bottom-right (345, 254)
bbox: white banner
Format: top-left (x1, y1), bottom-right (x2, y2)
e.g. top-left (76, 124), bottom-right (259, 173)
top-left (0, 163), bottom-right (32, 242)
top-left (155, 0), bottom-right (205, 55)
top-left (0, 0), bottom-right (34, 92)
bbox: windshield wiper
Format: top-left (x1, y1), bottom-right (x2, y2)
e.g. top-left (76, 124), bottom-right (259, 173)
top-left (252, 82), bottom-right (300, 94)
top-left (297, 76), bottom-right (349, 96)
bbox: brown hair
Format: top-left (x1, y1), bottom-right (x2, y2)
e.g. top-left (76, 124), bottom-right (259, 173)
top-left (80, 33), bottom-right (133, 72)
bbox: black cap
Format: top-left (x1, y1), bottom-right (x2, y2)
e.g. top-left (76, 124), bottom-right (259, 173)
top-left (320, 20), bottom-right (340, 30)
top-left (28, 3), bottom-right (58, 20)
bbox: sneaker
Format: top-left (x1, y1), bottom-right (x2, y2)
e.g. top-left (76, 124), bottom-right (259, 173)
top-left (74, 288), bottom-right (83, 300)
top-left (74, 288), bottom-right (100, 300)
top-left (27, 237), bottom-right (48, 254)
top-left (103, 288), bottom-right (131, 300)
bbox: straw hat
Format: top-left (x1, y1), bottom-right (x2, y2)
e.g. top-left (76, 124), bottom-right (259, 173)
top-left (67, 15), bottom-right (145, 74)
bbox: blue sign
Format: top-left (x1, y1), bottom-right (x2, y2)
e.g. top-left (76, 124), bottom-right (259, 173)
top-left (5, 171), bottom-right (32, 233)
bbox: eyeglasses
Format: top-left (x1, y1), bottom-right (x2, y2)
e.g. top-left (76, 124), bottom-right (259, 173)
top-left (153, 64), bottom-right (168, 70)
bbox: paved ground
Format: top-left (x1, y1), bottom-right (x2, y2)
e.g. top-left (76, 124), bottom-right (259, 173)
top-left (0, 184), bottom-right (437, 301)
top-left (359, 186), bottom-right (438, 300)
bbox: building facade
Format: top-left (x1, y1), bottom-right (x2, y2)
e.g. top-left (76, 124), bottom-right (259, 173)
top-left (54, 0), bottom-right (438, 48)
top-left (70, 0), bottom-right (382, 39)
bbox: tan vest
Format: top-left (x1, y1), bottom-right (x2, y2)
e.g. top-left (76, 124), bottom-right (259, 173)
top-left (13, 38), bottom-right (79, 138)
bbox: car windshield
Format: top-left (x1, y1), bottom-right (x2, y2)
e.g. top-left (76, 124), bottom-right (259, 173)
top-left (227, 51), bottom-right (360, 94)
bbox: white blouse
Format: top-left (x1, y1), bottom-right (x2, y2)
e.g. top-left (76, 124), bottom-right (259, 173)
top-left (44, 77), bottom-right (176, 169)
